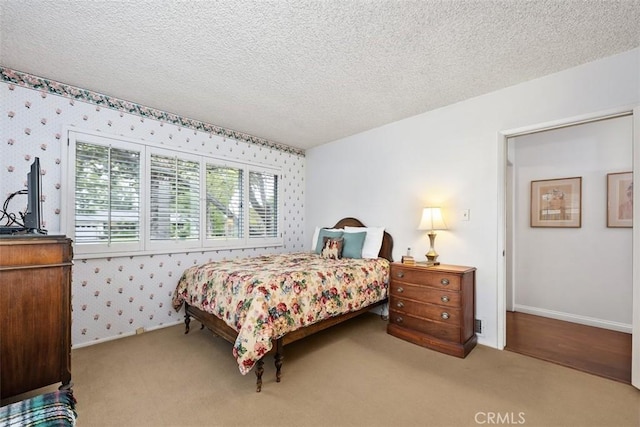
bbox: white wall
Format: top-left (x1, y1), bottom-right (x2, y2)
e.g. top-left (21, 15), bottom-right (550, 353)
top-left (512, 116), bottom-right (633, 331)
top-left (306, 48), bottom-right (640, 349)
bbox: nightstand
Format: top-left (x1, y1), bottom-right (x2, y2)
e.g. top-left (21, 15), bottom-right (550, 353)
top-left (387, 262), bottom-right (477, 358)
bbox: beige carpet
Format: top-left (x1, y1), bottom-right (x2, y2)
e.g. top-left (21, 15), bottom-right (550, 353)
top-left (6, 314), bottom-right (640, 426)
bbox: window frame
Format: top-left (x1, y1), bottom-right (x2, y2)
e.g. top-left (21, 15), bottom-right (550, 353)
top-left (202, 159), bottom-right (282, 249)
top-left (204, 160), bottom-right (245, 247)
top-left (64, 127), bottom-right (283, 257)
top-left (66, 130), bottom-right (146, 255)
top-left (145, 147), bottom-right (203, 252)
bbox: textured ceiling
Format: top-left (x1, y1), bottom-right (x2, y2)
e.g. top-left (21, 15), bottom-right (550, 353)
top-left (2, 1), bottom-right (639, 150)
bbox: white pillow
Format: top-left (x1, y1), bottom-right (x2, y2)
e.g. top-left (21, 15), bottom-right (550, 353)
top-left (344, 226), bottom-right (384, 259)
top-left (311, 227), bottom-right (342, 251)
top-left (311, 226), bottom-right (321, 251)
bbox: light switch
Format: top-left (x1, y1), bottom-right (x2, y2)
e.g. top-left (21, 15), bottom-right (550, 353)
top-left (462, 209), bottom-right (470, 221)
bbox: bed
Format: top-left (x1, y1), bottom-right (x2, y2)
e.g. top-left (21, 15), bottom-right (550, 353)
top-left (171, 217), bottom-right (393, 391)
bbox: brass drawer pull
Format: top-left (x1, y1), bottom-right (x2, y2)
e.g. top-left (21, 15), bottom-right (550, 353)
top-left (396, 271), bottom-right (405, 278)
top-left (440, 295), bottom-right (449, 303)
top-left (397, 286), bottom-right (404, 293)
top-left (441, 312), bottom-right (450, 320)
top-left (440, 278), bottom-right (450, 286)
top-left (396, 316), bottom-right (403, 323)
top-left (396, 301), bottom-right (404, 308)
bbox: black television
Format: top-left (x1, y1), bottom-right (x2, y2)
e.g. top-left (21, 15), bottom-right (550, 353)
top-left (23, 157), bottom-right (44, 233)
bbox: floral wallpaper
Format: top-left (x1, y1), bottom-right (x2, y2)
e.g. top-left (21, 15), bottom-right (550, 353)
top-left (1, 66), bottom-right (306, 348)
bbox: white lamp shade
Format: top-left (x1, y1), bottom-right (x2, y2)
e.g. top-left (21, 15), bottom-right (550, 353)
top-left (418, 207), bottom-right (447, 231)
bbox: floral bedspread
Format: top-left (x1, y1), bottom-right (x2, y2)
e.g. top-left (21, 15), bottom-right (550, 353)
top-left (172, 252), bottom-right (389, 374)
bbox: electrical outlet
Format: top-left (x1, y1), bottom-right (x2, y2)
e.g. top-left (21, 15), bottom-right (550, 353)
top-left (462, 209), bottom-right (470, 221)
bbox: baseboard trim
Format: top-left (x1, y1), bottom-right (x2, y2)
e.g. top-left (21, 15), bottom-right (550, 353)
top-left (71, 320), bottom-right (184, 349)
top-left (513, 305), bottom-right (632, 334)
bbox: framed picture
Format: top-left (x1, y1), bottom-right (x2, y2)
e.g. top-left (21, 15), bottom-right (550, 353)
top-left (607, 172), bottom-right (633, 228)
top-left (530, 177), bottom-right (582, 228)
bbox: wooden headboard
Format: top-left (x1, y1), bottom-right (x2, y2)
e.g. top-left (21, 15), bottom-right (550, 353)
top-left (332, 217), bottom-right (394, 262)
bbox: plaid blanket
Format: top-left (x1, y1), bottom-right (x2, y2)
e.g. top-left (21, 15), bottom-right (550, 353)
top-left (0, 390), bottom-right (76, 426)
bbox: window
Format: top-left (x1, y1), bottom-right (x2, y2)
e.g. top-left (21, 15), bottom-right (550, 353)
top-left (248, 170), bottom-right (278, 239)
top-left (70, 132), bottom-right (143, 254)
top-left (66, 129), bottom-right (282, 256)
top-left (204, 163), bottom-right (280, 247)
top-left (149, 151), bottom-right (200, 242)
top-left (206, 165), bottom-right (243, 241)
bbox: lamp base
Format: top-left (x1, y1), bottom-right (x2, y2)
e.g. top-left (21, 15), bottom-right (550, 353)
top-left (426, 231), bottom-right (439, 264)
top-left (419, 260), bottom-right (441, 267)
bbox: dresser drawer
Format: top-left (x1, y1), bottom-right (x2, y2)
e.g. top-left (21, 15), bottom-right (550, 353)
top-left (389, 282), bottom-right (460, 307)
top-left (389, 310), bottom-right (461, 342)
top-left (391, 267), bottom-right (461, 291)
top-left (390, 297), bottom-right (461, 324)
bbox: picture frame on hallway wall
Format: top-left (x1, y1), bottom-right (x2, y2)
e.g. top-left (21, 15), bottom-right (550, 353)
top-left (607, 171), bottom-right (633, 228)
top-left (530, 177), bottom-right (582, 228)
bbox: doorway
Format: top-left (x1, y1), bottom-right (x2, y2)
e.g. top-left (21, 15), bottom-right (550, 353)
top-left (497, 108), bottom-right (639, 389)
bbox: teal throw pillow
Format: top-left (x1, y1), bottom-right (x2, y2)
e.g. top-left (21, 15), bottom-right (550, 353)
top-left (341, 231), bottom-right (367, 258)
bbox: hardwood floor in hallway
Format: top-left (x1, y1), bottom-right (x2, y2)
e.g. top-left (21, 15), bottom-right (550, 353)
top-left (505, 311), bottom-right (632, 384)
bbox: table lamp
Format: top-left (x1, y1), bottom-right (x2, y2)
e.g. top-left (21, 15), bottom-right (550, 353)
top-left (418, 207), bottom-right (447, 265)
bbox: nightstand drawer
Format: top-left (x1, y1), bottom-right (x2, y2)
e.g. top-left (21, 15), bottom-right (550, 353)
top-left (389, 297), bottom-right (461, 324)
top-left (389, 282), bottom-right (460, 307)
top-left (391, 268), bottom-right (461, 291)
top-left (389, 311), bottom-right (460, 341)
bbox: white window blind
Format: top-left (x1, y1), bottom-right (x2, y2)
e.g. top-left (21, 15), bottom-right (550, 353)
top-left (149, 153), bottom-right (200, 241)
top-left (74, 141), bottom-right (141, 244)
top-left (248, 170), bottom-right (278, 239)
top-left (66, 128), bottom-right (282, 256)
top-left (206, 165), bottom-right (243, 240)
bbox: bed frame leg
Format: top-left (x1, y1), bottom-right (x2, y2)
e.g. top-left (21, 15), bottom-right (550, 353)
top-left (184, 312), bottom-right (191, 334)
top-left (274, 353), bottom-right (283, 383)
top-left (274, 338), bottom-right (284, 383)
top-left (255, 359), bottom-right (264, 392)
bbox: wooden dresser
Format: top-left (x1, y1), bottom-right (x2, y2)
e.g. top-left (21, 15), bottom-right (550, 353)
top-left (387, 262), bottom-right (477, 358)
top-left (0, 235), bottom-right (73, 399)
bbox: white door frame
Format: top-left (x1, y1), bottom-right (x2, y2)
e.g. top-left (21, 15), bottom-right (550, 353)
top-left (496, 106), bottom-right (639, 389)
top-left (632, 107), bottom-right (640, 389)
